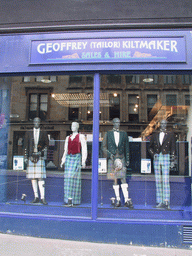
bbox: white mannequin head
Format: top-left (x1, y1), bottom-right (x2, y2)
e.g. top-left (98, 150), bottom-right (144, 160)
top-left (71, 122), bottom-right (79, 133)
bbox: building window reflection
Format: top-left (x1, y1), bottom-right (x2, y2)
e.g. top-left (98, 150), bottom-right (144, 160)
top-left (29, 93), bottom-right (48, 121)
top-left (128, 94), bottom-right (139, 122)
top-left (109, 93), bottom-right (120, 120)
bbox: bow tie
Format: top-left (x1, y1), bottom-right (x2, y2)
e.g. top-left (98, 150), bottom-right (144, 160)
top-left (113, 128), bottom-right (119, 132)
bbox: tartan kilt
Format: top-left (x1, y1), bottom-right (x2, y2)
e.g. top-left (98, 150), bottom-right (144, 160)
top-left (107, 154), bottom-right (126, 180)
top-left (64, 153), bottom-right (81, 205)
top-left (26, 157), bottom-right (46, 179)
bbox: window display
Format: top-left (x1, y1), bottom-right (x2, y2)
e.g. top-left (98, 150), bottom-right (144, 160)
top-left (0, 73), bottom-right (190, 221)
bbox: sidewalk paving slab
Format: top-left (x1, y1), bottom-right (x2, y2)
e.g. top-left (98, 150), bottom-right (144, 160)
top-left (0, 233), bottom-right (192, 256)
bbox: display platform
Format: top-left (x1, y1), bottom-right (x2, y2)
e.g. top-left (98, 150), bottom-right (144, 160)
top-left (0, 201), bottom-right (192, 222)
top-left (3, 170), bottom-right (191, 206)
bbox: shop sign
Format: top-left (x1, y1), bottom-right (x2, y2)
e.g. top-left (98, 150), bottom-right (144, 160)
top-left (13, 156), bottom-right (24, 170)
top-left (30, 37), bottom-right (186, 64)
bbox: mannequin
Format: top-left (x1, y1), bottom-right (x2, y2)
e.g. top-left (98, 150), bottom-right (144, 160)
top-left (149, 119), bottom-right (176, 209)
top-left (102, 118), bottom-right (134, 209)
top-left (61, 122), bottom-right (87, 206)
top-left (24, 117), bottom-right (48, 205)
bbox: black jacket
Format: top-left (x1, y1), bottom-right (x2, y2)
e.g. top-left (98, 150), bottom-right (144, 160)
top-left (148, 131), bottom-right (176, 157)
top-left (24, 130), bottom-right (48, 158)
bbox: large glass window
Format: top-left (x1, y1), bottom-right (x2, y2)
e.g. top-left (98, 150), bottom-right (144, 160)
top-left (1, 73), bottom-right (192, 222)
top-left (2, 75), bottom-right (94, 218)
top-left (98, 73), bottom-right (191, 221)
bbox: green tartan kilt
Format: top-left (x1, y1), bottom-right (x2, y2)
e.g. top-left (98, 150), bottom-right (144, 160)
top-left (64, 153), bottom-right (81, 204)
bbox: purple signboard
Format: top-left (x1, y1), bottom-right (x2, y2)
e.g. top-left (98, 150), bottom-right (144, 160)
top-left (30, 37), bottom-right (186, 64)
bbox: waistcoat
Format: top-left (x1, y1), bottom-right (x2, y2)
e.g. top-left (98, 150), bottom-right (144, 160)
top-left (68, 134), bottom-right (81, 155)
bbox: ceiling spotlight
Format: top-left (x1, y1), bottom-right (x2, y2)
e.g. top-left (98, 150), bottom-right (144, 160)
top-left (113, 93), bottom-right (118, 97)
top-left (143, 78), bottom-right (153, 83)
top-left (41, 79), bottom-right (51, 83)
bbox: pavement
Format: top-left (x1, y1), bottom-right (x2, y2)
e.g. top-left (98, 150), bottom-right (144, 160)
top-left (0, 233), bottom-right (192, 256)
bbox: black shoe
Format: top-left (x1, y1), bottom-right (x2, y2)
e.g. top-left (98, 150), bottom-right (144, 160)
top-left (31, 197), bottom-right (39, 204)
top-left (124, 200), bottom-right (134, 209)
top-left (115, 200), bottom-right (121, 207)
top-left (40, 199), bottom-right (48, 205)
top-left (164, 202), bottom-right (171, 210)
top-left (110, 197), bottom-right (116, 207)
top-left (155, 202), bottom-right (165, 209)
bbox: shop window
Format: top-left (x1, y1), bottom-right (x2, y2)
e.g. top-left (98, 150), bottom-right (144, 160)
top-left (69, 107), bottom-right (79, 120)
top-left (29, 93), bottom-right (48, 121)
top-left (185, 94), bottom-right (190, 106)
top-left (107, 75), bottom-right (121, 84)
top-left (26, 88), bottom-right (52, 121)
top-left (23, 76), bottom-right (30, 82)
top-left (87, 107), bottom-right (93, 120)
top-left (128, 94), bottom-right (139, 122)
top-left (86, 76), bottom-right (93, 87)
top-left (69, 75), bottom-right (82, 84)
top-left (166, 94), bottom-right (177, 106)
top-left (143, 75), bottom-right (158, 84)
top-left (182, 75), bottom-right (192, 85)
top-left (164, 75), bottom-right (176, 84)
top-left (109, 93), bottom-right (120, 120)
top-left (36, 76), bottom-right (57, 83)
top-left (147, 95), bottom-right (158, 121)
top-left (132, 75), bottom-right (140, 84)
top-left (125, 75), bottom-right (133, 84)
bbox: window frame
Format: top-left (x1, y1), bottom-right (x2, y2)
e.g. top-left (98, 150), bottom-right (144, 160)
top-left (25, 87), bottom-right (53, 121)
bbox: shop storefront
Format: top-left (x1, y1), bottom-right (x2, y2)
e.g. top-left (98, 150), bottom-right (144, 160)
top-left (0, 29), bottom-right (192, 247)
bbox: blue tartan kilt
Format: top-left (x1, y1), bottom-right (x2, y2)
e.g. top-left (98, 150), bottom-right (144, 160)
top-left (64, 153), bottom-right (81, 204)
top-left (26, 158), bottom-right (46, 179)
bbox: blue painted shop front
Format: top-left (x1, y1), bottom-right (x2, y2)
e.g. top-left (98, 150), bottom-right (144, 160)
top-left (0, 29), bottom-right (192, 248)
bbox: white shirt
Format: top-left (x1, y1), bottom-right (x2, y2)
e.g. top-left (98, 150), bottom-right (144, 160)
top-left (114, 131), bottom-right (119, 146)
top-left (159, 132), bottom-right (165, 145)
top-left (33, 128), bottom-right (40, 151)
top-left (61, 133), bottom-right (87, 166)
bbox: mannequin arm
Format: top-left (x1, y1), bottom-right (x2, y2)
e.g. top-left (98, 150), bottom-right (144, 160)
top-left (60, 137), bottom-right (69, 167)
top-left (80, 134), bottom-right (87, 167)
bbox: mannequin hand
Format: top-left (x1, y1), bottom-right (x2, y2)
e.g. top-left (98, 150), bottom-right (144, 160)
top-left (110, 154), bottom-right (114, 161)
top-left (24, 157), bottom-right (28, 164)
top-left (60, 162), bottom-right (64, 168)
top-left (42, 155), bottom-right (47, 161)
top-left (170, 161), bottom-right (175, 169)
top-left (82, 163), bottom-right (86, 168)
top-left (126, 161), bottom-right (129, 167)
top-left (154, 154), bottom-right (158, 161)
